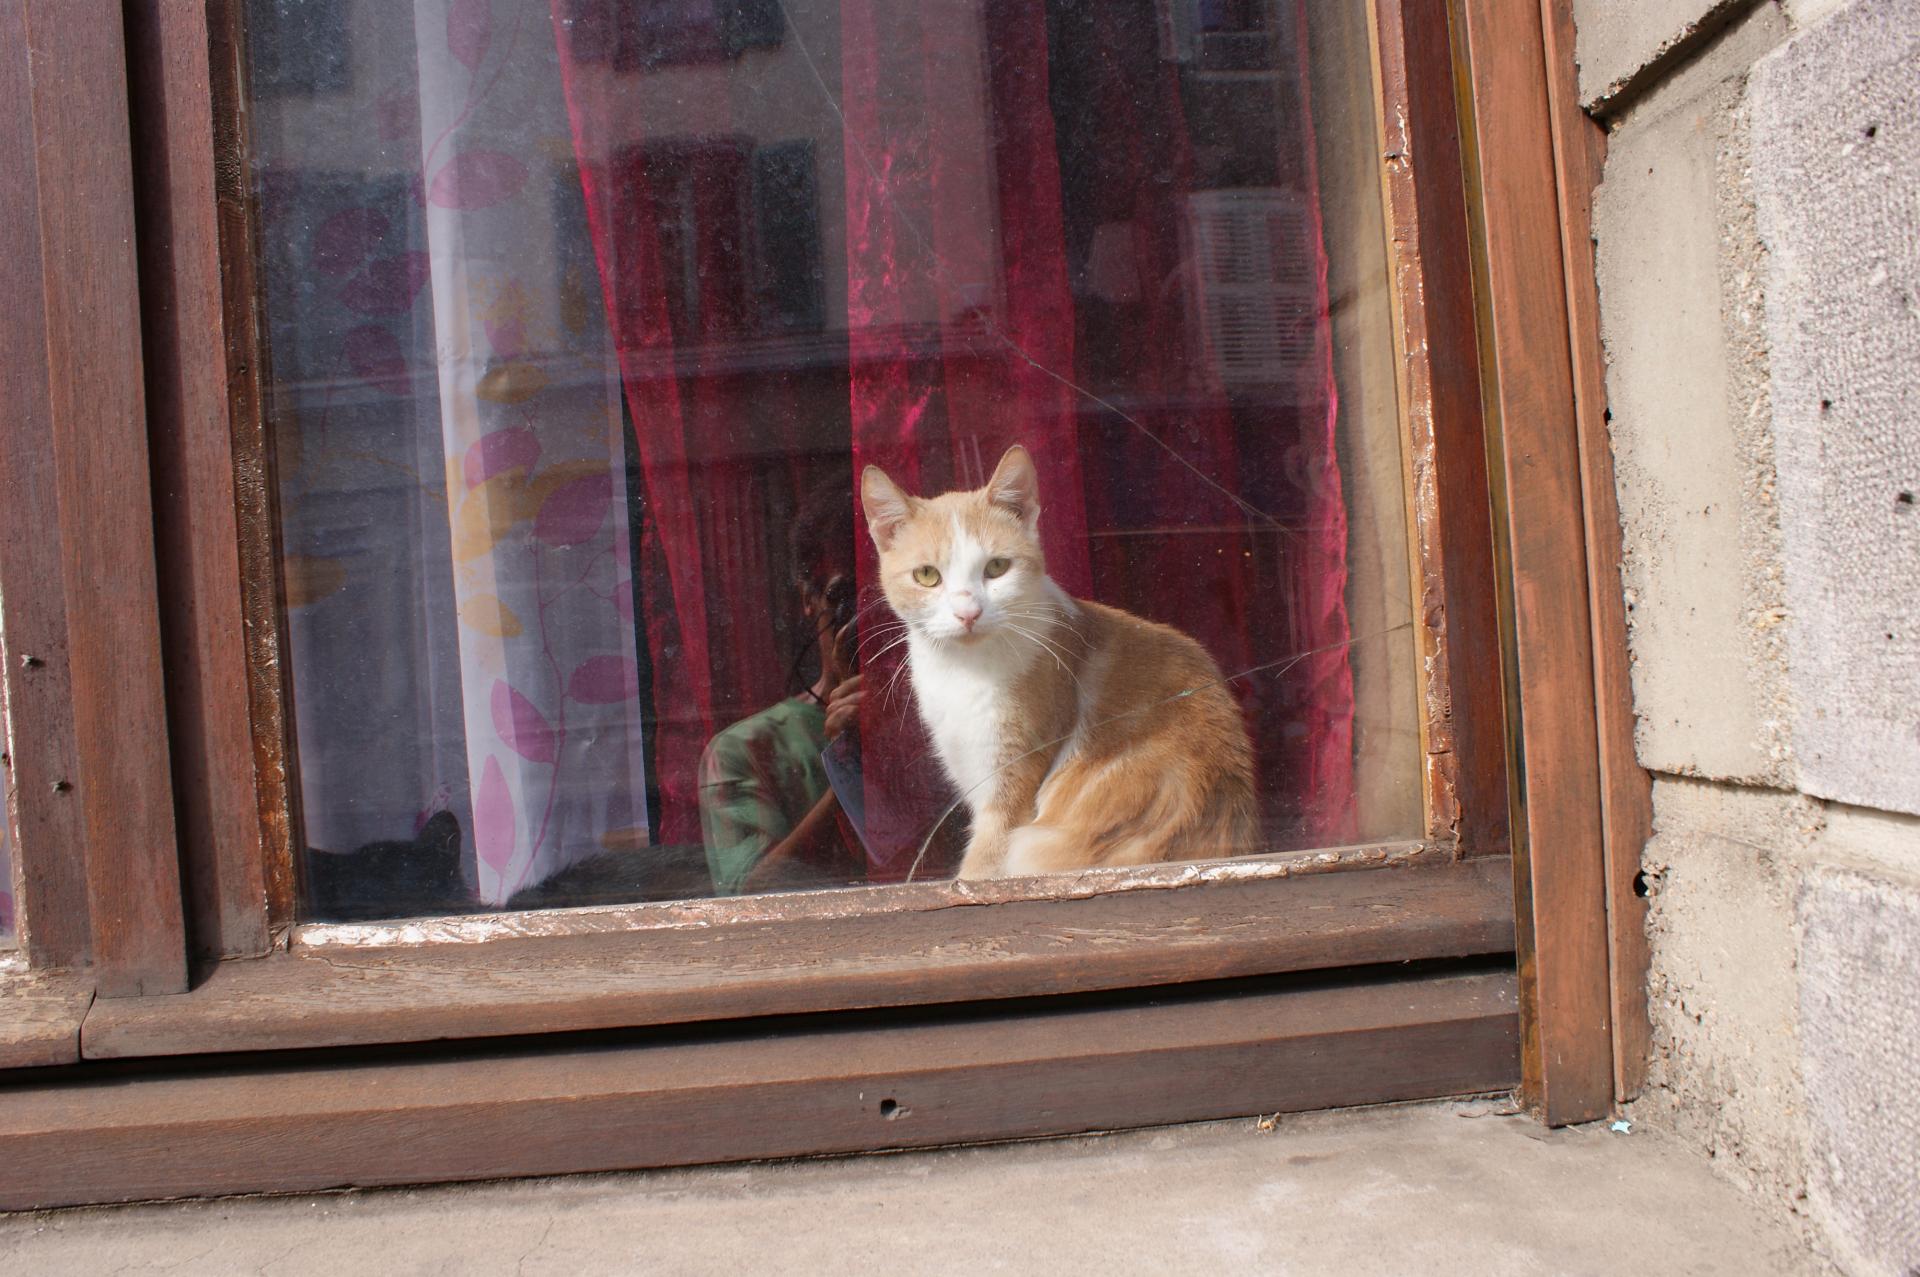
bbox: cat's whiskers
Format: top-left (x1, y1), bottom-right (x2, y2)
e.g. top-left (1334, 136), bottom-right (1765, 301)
top-left (849, 595), bottom-right (896, 627)
top-left (1003, 622), bottom-right (1083, 689)
top-left (861, 632), bottom-right (915, 673)
top-left (855, 621), bottom-right (911, 656)
top-left (1002, 608), bottom-right (1090, 656)
top-left (882, 650), bottom-right (919, 710)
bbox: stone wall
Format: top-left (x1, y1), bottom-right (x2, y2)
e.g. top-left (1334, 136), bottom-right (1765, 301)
top-left (1576, 0), bottom-right (1919, 1272)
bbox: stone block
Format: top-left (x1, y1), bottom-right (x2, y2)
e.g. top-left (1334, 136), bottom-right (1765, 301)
top-left (1635, 778), bottom-right (1814, 1204)
top-left (1798, 863), bottom-right (1920, 1276)
top-left (1594, 9), bottom-right (1793, 784)
top-left (1749, 0), bottom-right (1920, 816)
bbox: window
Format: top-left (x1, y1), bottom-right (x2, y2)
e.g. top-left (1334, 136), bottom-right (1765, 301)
top-left (243, 0), bottom-right (1429, 923)
top-left (0, 0), bottom-right (1638, 1207)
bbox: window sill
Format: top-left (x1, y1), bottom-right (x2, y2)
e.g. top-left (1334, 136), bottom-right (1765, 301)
top-left (0, 966), bottom-right (93, 1068)
top-left (6, 965), bottom-right (1518, 1210)
top-left (79, 850), bottom-right (1513, 1060)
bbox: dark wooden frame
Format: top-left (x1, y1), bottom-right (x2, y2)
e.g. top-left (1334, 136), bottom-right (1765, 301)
top-left (1451, 0), bottom-right (1652, 1122)
top-left (0, 0), bottom-right (1645, 1206)
top-left (3, 968), bottom-right (1519, 1211)
top-left (0, 0), bottom-right (189, 1000)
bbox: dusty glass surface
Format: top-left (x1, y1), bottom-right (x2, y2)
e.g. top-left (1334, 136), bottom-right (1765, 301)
top-left (245, 0), bottom-right (1421, 922)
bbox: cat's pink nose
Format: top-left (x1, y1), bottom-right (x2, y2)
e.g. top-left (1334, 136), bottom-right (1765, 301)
top-left (951, 597), bottom-right (982, 629)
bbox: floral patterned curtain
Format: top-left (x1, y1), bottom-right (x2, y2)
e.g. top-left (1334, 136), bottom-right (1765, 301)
top-left (262, 0), bottom-right (650, 906)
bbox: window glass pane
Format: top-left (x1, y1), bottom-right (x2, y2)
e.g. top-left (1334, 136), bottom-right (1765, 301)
top-left (244, 0), bottom-right (1421, 922)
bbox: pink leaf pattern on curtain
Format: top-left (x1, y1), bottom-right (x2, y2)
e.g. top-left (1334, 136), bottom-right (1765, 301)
top-left (491, 680), bottom-right (560, 764)
top-left (473, 755), bottom-right (518, 874)
top-left (313, 207), bottom-right (390, 277)
top-left (464, 424), bottom-right (541, 488)
top-left (446, 0), bottom-right (494, 71)
top-left (428, 150), bottom-right (530, 210)
top-left (567, 655), bottom-right (641, 705)
top-left (339, 251), bottom-right (434, 315)
top-left (533, 472), bottom-right (612, 547)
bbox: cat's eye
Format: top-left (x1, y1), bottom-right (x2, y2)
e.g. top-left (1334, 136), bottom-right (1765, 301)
top-left (983, 557), bottom-right (1012, 579)
top-left (912, 565), bottom-right (942, 587)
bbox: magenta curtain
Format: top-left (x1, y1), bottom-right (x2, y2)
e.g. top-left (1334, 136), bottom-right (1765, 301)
top-left (552, 0), bottom-right (1355, 862)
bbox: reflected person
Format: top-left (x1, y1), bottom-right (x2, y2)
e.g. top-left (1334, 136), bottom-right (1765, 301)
top-left (698, 481), bottom-right (867, 894)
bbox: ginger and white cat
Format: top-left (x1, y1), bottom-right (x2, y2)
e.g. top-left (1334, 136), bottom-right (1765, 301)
top-left (860, 445), bottom-right (1258, 880)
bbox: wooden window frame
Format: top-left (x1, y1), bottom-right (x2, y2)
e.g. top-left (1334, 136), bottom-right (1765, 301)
top-left (0, 0), bottom-right (1648, 1209)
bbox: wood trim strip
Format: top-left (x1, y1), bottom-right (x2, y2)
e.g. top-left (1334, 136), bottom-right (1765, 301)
top-left (1537, 0), bottom-right (1654, 1105)
top-left (295, 838), bottom-right (1440, 947)
top-left (7, 1), bottom-right (188, 995)
top-left (6, 969), bottom-right (1518, 1210)
top-left (82, 856), bottom-right (1515, 1060)
top-left (0, 0), bottom-right (93, 969)
top-left (123, 1), bottom-right (274, 961)
top-left (1453, 0), bottom-right (1616, 1124)
top-left (1369, 0), bottom-right (1508, 856)
top-left (206, 0), bottom-right (305, 935)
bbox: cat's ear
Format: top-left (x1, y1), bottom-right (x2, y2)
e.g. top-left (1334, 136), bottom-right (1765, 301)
top-left (987, 444), bottom-right (1041, 530)
top-left (861, 465), bottom-right (912, 551)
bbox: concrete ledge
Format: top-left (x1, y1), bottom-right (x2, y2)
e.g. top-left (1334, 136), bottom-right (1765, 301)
top-left (0, 1103), bottom-right (1821, 1275)
top-left (1573, 0), bottom-right (1769, 116)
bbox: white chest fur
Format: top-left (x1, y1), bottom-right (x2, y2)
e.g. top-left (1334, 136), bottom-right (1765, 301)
top-left (906, 636), bottom-right (1025, 812)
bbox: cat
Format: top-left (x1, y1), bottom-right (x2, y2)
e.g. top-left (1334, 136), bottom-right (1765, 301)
top-left (305, 809), bottom-right (466, 922)
top-left (303, 810), bottom-right (716, 920)
top-left (860, 444), bottom-right (1259, 879)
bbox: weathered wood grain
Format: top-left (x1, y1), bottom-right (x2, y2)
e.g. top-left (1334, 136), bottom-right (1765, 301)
top-left (0, 968), bottom-right (93, 1068)
top-left (1455, 0), bottom-right (1616, 1124)
top-left (84, 856), bottom-right (1515, 1059)
top-left (1538, 0), bottom-right (1654, 1103)
top-left (207, 0), bottom-right (305, 936)
top-left (0, 0), bottom-right (93, 970)
top-left (1369, 0), bottom-right (1510, 856)
top-left (8, 969), bottom-right (1518, 1209)
top-left (123, 0), bottom-right (275, 961)
top-left (5, 1), bottom-right (188, 994)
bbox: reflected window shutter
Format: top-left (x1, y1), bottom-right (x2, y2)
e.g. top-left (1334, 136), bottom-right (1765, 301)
top-left (1185, 189), bottom-right (1318, 388)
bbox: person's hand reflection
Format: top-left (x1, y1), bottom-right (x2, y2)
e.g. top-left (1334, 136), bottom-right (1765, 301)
top-left (821, 615), bottom-right (863, 741)
top-left (824, 672), bottom-right (864, 741)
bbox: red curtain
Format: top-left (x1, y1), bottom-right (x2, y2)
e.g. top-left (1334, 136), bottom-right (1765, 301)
top-left (554, 0), bottom-right (1355, 863)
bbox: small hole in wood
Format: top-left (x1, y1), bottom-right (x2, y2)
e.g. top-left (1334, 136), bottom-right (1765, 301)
top-left (1633, 870), bottom-right (1651, 899)
top-left (879, 1098), bottom-right (903, 1120)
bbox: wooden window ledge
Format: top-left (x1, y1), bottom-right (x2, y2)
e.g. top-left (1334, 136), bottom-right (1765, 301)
top-left (0, 966), bottom-right (94, 1068)
top-left (4, 966), bottom-right (1518, 1210)
top-left (78, 851), bottom-right (1514, 1060)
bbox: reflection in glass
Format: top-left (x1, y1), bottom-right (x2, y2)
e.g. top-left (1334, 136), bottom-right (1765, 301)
top-left (245, 0), bottom-right (1420, 921)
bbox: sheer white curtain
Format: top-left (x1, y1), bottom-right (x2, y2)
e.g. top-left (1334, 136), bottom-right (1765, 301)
top-left (271, 0), bottom-right (649, 906)
top-left (410, 0), bottom-right (648, 903)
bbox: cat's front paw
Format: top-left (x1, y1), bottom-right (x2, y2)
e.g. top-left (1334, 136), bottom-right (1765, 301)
top-left (953, 836), bottom-right (1007, 880)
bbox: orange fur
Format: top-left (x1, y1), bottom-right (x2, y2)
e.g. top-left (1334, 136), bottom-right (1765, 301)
top-left (861, 446), bottom-right (1258, 879)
